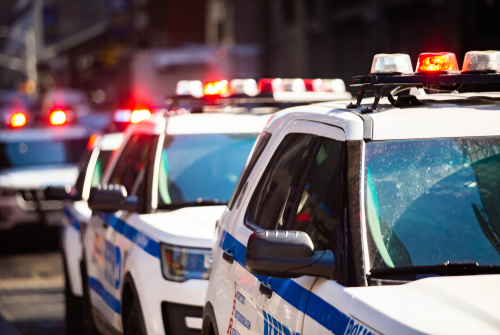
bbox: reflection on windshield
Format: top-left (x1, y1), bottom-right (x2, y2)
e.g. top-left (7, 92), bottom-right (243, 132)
top-left (365, 138), bottom-right (500, 269)
top-left (157, 133), bottom-right (258, 207)
top-left (0, 139), bottom-right (88, 169)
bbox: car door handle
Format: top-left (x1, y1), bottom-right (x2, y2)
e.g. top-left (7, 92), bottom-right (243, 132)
top-left (223, 248), bottom-right (234, 264)
top-left (259, 281), bottom-right (273, 299)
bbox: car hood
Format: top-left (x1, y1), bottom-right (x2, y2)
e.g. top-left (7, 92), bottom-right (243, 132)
top-left (0, 165), bottom-right (78, 189)
top-left (348, 275), bottom-right (500, 334)
top-left (139, 205), bottom-right (226, 248)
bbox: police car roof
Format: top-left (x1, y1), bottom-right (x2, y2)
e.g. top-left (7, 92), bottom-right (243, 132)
top-left (266, 92), bottom-right (500, 141)
top-left (0, 125), bottom-right (89, 142)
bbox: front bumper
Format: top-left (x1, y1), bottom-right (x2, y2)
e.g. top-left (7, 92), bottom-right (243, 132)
top-left (161, 302), bottom-right (203, 335)
top-left (0, 191), bottom-right (65, 229)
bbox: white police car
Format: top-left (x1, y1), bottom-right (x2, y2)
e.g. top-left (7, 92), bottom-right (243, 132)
top-left (0, 108), bottom-right (90, 229)
top-left (204, 51), bottom-right (500, 335)
top-left (53, 132), bottom-right (123, 334)
top-left (82, 111), bottom-right (270, 335)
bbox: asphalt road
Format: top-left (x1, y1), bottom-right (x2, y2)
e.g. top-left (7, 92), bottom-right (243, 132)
top-left (0, 226), bottom-right (65, 335)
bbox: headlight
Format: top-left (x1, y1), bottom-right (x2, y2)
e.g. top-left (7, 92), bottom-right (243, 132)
top-left (160, 243), bottom-right (213, 282)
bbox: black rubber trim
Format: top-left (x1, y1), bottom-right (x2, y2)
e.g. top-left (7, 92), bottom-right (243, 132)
top-left (202, 301), bottom-right (219, 335)
top-left (346, 110), bottom-right (373, 141)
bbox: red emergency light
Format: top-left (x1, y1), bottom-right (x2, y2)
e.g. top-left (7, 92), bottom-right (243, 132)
top-left (204, 80), bottom-right (229, 96)
top-left (416, 52), bottom-right (459, 74)
top-left (304, 79), bottom-right (325, 92)
top-left (130, 109), bottom-right (151, 123)
top-left (50, 110), bottom-right (67, 125)
top-left (87, 134), bottom-right (98, 150)
top-left (10, 112), bottom-right (27, 128)
top-left (258, 78), bottom-right (285, 93)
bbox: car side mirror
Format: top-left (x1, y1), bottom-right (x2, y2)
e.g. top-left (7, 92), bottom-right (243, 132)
top-left (88, 185), bottom-right (139, 213)
top-left (245, 231), bottom-right (335, 279)
top-left (43, 186), bottom-right (78, 201)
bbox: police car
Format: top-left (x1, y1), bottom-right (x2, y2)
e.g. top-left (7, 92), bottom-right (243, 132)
top-left (204, 51), bottom-right (500, 335)
top-left (82, 111), bottom-right (270, 335)
top-left (52, 132), bottom-right (123, 334)
top-left (0, 107), bottom-right (90, 229)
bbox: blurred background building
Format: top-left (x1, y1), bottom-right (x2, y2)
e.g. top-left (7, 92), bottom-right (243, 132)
top-left (0, 0), bottom-right (499, 109)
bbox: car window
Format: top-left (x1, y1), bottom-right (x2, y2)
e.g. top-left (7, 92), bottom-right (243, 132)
top-left (228, 132), bottom-right (271, 210)
top-left (0, 139), bottom-right (88, 170)
top-left (245, 133), bottom-right (315, 230)
top-left (74, 148), bottom-right (93, 195)
top-left (157, 133), bottom-right (258, 208)
top-left (90, 150), bottom-right (113, 188)
top-left (109, 134), bottom-right (155, 198)
top-left (290, 138), bottom-right (344, 251)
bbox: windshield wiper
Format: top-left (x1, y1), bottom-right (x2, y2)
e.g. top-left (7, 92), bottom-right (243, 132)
top-left (158, 199), bottom-right (227, 210)
top-left (370, 261), bottom-right (500, 277)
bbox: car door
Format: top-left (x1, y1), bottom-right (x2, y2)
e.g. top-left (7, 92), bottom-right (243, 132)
top-left (216, 121), bottom-right (345, 335)
top-left (86, 133), bottom-right (157, 329)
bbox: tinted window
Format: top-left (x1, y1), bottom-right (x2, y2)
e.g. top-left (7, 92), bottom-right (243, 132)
top-left (157, 133), bottom-right (258, 207)
top-left (0, 139), bottom-right (87, 169)
top-left (228, 132), bottom-right (271, 210)
top-left (246, 133), bottom-right (315, 230)
top-left (109, 134), bottom-right (155, 196)
top-left (290, 138), bottom-right (344, 251)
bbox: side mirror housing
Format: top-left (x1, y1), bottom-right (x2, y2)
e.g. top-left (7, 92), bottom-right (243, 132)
top-left (43, 186), bottom-right (78, 201)
top-left (88, 185), bottom-right (139, 213)
top-left (246, 231), bottom-right (335, 279)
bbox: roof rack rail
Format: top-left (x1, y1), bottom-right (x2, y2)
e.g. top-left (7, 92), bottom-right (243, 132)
top-left (347, 73), bottom-right (500, 113)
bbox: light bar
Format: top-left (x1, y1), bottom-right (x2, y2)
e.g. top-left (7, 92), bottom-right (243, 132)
top-left (176, 80), bottom-right (203, 98)
top-left (462, 50), bottom-right (500, 73)
top-left (229, 79), bottom-right (259, 96)
top-left (130, 109), bottom-right (151, 123)
top-left (258, 78), bottom-right (285, 93)
top-left (370, 54), bottom-right (413, 75)
top-left (10, 112), bottom-right (27, 128)
top-left (283, 78), bottom-right (306, 92)
top-left (416, 52), bottom-right (459, 74)
top-left (204, 80), bottom-right (229, 96)
top-left (324, 79), bottom-right (347, 93)
top-left (304, 79), bottom-right (325, 92)
top-left (50, 110), bottom-right (67, 125)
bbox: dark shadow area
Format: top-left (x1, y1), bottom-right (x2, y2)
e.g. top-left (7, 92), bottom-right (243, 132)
top-left (0, 225), bottom-right (60, 256)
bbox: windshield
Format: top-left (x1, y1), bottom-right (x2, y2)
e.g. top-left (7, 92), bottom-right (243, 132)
top-left (157, 133), bottom-right (258, 207)
top-left (0, 139), bottom-right (88, 169)
top-left (364, 137), bottom-right (500, 270)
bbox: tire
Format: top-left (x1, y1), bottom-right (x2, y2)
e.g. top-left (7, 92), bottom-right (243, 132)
top-left (122, 293), bottom-right (147, 335)
top-left (63, 253), bottom-right (84, 335)
top-left (81, 259), bottom-right (102, 335)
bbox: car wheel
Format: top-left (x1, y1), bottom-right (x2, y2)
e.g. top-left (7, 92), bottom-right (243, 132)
top-left (63, 252), bottom-right (84, 335)
top-left (123, 295), bottom-right (147, 335)
top-left (81, 259), bottom-right (102, 335)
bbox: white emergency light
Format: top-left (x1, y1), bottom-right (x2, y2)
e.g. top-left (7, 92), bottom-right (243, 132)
top-left (230, 79), bottom-right (259, 96)
top-left (176, 80), bottom-right (204, 98)
top-left (462, 51), bottom-right (500, 73)
top-left (370, 54), bottom-right (413, 75)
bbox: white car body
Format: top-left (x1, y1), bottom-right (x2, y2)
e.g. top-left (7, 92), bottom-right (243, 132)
top-left (0, 126), bottom-right (90, 229)
top-left (205, 92), bottom-right (500, 335)
top-left (62, 132), bottom-right (124, 297)
top-left (82, 112), bottom-right (270, 335)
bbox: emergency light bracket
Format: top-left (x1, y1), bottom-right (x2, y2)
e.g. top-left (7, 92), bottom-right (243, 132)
top-left (348, 72), bottom-right (500, 112)
top-left (346, 84), bottom-right (384, 113)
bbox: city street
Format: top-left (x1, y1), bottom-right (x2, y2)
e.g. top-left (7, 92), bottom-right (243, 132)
top-left (0, 227), bottom-right (65, 335)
